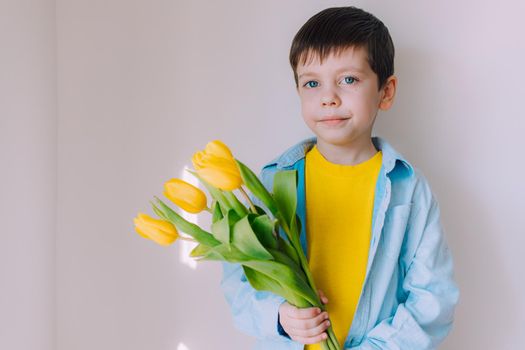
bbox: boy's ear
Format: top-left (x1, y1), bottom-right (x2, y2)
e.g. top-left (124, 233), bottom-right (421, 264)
top-left (378, 75), bottom-right (397, 110)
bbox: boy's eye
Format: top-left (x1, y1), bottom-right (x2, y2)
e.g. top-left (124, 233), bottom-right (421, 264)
top-left (342, 76), bottom-right (357, 84)
top-left (304, 81), bottom-right (319, 88)
top-left (302, 76), bottom-right (358, 88)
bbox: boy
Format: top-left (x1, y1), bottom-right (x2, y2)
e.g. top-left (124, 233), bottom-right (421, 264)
top-left (221, 6), bottom-right (459, 350)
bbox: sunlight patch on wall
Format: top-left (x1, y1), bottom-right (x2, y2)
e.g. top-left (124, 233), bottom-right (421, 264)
top-left (177, 342), bottom-right (190, 350)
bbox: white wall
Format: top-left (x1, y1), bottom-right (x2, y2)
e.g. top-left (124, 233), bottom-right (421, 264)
top-left (3, 0), bottom-right (525, 349)
top-left (0, 1), bottom-right (57, 350)
top-left (56, 0), bottom-right (525, 349)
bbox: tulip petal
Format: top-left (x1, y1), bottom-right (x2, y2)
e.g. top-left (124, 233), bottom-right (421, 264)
top-left (139, 213), bottom-right (178, 235)
top-left (197, 166), bottom-right (242, 191)
top-left (205, 140), bottom-right (234, 159)
top-left (133, 213), bottom-right (178, 246)
top-left (164, 178), bottom-right (207, 213)
top-left (191, 140), bottom-right (242, 191)
top-left (192, 151), bottom-right (206, 170)
top-left (134, 226), bottom-right (151, 240)
top-left (187, 169), bottom-right (234, 213)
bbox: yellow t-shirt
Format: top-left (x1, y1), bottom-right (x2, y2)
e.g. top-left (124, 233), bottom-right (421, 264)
top-left (304, 145), bottom-right (382, 349)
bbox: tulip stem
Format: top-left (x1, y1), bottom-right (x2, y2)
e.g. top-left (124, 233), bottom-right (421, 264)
top-left (238, 186), bottom-right (257, 214)
top-left (179, 236), bottom-right (197, 242)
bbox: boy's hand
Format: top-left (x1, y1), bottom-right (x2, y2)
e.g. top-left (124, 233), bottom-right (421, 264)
top-left (278, 289), bottom-right (330, 345)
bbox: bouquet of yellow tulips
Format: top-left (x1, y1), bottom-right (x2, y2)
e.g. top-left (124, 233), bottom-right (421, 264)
top-left (133, 140), bottom-right (341, 350)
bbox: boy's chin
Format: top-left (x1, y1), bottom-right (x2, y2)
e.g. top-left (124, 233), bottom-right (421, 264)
top-left (314, 132), bottom-right (371, 147)
top-left (314, 132), bottom-right (353, 146)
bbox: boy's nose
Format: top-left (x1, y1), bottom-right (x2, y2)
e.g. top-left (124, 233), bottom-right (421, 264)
top-left (321, 94), bottom-right (340, 107)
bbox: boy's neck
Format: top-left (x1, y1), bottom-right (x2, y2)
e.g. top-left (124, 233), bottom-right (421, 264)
top-left (315, 137), bottom-right (378, 166)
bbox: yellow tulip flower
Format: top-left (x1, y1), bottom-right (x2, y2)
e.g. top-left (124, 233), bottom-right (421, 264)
top-left (192, 140), bottom-right (242, 191)
top-left (203, 139), bottom-right (234, 159)
top-left (133, 213), bottom-right (178, 246)
top-left (163, 178), bottom-right (207, 213)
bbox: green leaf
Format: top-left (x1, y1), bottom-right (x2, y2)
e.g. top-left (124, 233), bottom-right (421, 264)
top-left (268, 248), bottom-right (302, 276)
top-left (242, 259), bottom-right (319, 307)
top-left (273, 170), bottom-right (298, 230)
top-left (289, 213), bottom-right (301, 245)
top-left (235, 159), bottom-right (278, 216)
top-left (152, 197), bottom-right (220, 247)
top-left (194, 243), bottom-right (318, 307)
top-left (231, 215), bottom-right (273, 260)
top-left (190, 243), bottom-right (212, 258)
top-left (223, 190), bottom-right (248, 217)
top-left (211, 209), bottom-right (241, 244)
top-left (294, 214), bottom-right (302, 237)
top-left (251, 215), bottom-right (278, 250)
top-left (211, 213), bottom-right (230, 245)
top-left (254, 205), bottom-right (267, 216)
top-left (277, 235), bottom-right (300, 266)
top-left (292, 214), bottom-right (304, 247)
top-left (243, 266), bottom-right (310, 308)
top-left (151, 201), bottom-right (166, 219)
top-left (211, 200), bottom-right (223, 223)
top-left (194, 243), bottom-right (251, 262)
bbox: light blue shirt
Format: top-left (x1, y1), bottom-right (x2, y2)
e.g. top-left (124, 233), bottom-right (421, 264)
top-left (221, 136), bottom-right (459, 350)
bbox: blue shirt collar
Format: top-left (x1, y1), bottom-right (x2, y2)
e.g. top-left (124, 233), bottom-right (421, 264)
top-left (263, 136), bottom-right (414, 177)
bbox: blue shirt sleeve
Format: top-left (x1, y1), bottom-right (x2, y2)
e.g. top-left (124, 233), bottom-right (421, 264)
top-left (220, 261), bottom-right (293, 341)
top-left (277, 312), bottom-right (291, 338)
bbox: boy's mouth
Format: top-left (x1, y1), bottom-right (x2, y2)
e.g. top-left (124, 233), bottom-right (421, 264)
top-left (320, 115), bottom-right (350, 121)
top-left (319, 117), bottom-right (349, 126)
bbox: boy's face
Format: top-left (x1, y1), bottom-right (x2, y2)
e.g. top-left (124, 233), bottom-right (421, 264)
top-left (295, 45), bottom-right (395, 151)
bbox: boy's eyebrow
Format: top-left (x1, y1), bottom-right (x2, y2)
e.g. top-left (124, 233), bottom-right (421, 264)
top-left (298, 66), bottom-right (366, 79)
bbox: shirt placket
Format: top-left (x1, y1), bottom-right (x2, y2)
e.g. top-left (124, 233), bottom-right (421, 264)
top-left (344, 166), bottom-right (392, 347)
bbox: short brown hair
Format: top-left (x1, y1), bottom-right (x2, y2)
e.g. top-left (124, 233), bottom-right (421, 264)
top-left (289, 6), bottom-right (395, 91)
